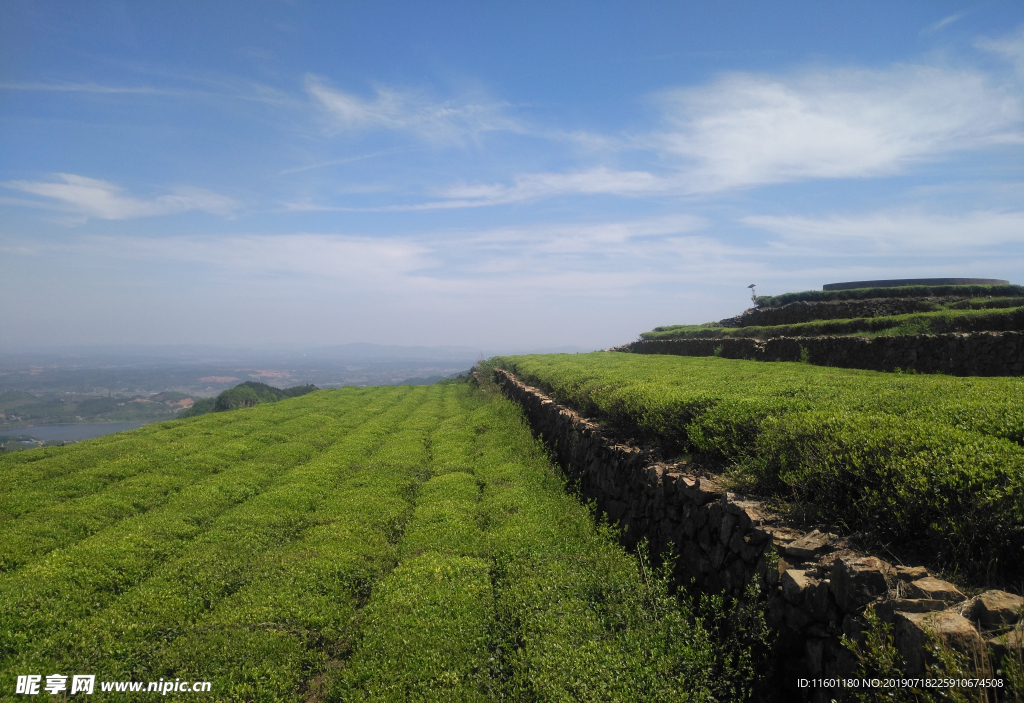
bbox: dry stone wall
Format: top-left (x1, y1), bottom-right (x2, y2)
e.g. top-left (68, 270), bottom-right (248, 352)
top-left (491, 367), bottom-right (1023, 701)
top-left (626, 330), bottom-right (1024, 376)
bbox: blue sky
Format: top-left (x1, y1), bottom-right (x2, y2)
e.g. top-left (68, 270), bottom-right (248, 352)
top-left (2, 1), bottom-right (1024, 351)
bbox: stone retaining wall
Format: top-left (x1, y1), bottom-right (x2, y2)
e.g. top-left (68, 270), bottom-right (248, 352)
top-left (491, 367), bottom-right (1023, 701)
top-left (626, 330), bottom-right (1024, 376)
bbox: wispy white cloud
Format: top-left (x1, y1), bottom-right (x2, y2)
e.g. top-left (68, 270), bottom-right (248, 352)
top-left (0, 79), bottom-right (299, 108)
top-left (39, 215), bottom-right (718, 298)
top-left (105, 233), bottom-right (431, 281)
top-left (306, 75), bottom-right (522, 143)
top-left (391, 55), bottom-right (1023, 208)
top-left (652, 65), bottom-right (1022, 192)
top-left (279, 167), bottom-right (674, 212)
top-left (277, 149), bottom-right (404, 175)
top-left (426, 167), bottom-right (673, 208)
top-left (467, 214), bottom-right (706, 248)
top-left (923, 11), bottom-right (969, 34)
top-left (2, 174), bottom-right (236, 221)
top-left (977, 25), bottom-right (1024, 75)
top-left (743, 209), bottom-right (1024, 253)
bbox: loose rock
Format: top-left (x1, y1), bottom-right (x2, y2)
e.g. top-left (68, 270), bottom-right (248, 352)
top-left (987, 626), bottom-right (1024, 664)
top-left (831, 556), bottom-right (891, 612)
top-left (782, 569), bottom-right (814, 605)
top-left (904, 577), bottom-right (964, 604)
top-left (873, 599), bottom-right (948, 623)
top-left (783, 529), bottom-right (837, 559)
top-left (970, 590), bottom-right (1024, 628)
top-left (894, 611), bottom-right (986, 676)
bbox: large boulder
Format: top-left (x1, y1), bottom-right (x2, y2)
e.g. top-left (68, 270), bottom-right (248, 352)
top-left (873, 599), bottom-right (947, 623)
top-left (894, 611), bottom-right (985, 676)
top-left (783, 529), bottom-right (837, 559)
top-left (903, 577), bottom-right (964, 604)
top-left (970, 590), bottom-right (1024, 628)
top-left (831, 556), bottom-right (891, 612)
top-left (781, 569), bottom-right (815, 605)
top-left (894, 565), bottom-right (928, 582)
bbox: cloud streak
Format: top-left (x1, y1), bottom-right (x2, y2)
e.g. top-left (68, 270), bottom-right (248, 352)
top-left (3, 174), bottom-right (236, 221)
top-left (426, 167), bottom-right (674, 208)
top-left (923, 11), bottom-right (969, 34)
top-left (104, 233), bottom-right (432, 283)
top-left (306, 75), bottom-right (522, 143)
top-left (21, 215), bottom-right (717, 299)
top-left (743, 209), bottom-right (1024, 252)
top-left (0, 82), bottom-right (177, 95)
top-left (977, 25), bottom-right (1024, 76)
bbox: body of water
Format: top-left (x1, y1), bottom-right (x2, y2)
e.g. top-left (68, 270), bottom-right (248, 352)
top-left (9, 422), bottom-right (150, 442)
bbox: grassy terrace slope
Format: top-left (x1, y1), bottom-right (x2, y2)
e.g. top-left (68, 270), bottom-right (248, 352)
top-left (0, 381), bottom-right (756, 702)
top-left (641, 303), bottom-right (1024, 340)
top-left (495, 353), bottom-right (1024, 580)
top-left (755, 283), bottom-right (1024, 307)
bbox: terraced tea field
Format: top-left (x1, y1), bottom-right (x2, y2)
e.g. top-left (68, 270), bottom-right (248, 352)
top-left (0, 382), bottom-right (747, 701)
top-left (640, 304), bottom-right (1024, 340)
top-left (640, 283), bottom-right (1024, 345)
top-left (495, 353), bottom-right (1024, 580)
top-left (755, 283), bottom-right (1024, 307)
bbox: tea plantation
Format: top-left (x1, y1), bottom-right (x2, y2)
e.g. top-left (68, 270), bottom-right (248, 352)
top-left (0, 382), bottom-right (760, 702)
top-left (495, 353), bottom-right (1024, 581)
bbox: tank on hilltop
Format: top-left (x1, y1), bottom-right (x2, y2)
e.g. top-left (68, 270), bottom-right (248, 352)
top-left (823, 277), bottom-right (1008, 291)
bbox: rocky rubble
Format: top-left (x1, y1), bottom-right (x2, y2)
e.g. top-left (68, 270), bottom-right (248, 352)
top-left (491, 367), bottom-right (1024, 699)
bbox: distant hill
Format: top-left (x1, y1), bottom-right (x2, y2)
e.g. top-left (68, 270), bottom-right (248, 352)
top-left (179, 381), bottom-right (318, 418)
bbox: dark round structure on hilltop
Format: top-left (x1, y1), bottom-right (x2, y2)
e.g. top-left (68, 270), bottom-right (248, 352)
top-left (823, 277), bottom-right (1009, 291)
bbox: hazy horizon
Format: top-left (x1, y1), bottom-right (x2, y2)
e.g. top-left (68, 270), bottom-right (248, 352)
top-left (0, 341), bottom-right (596, 360)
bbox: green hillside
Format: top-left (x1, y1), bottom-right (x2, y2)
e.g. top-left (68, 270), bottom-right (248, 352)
top-left (0, 381), bottom-right (764, 702)
top-left (494, 353), bottom-right (1024, 581)
top-left (179, 381), bottom-right (318, 418)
